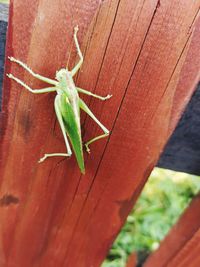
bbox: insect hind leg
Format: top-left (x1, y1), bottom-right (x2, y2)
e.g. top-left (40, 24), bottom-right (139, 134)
top-left (39, 95), bottom-right (72, 163)
top-left (38, 153), bottom-right (72, 163)
top-left (79, 98), bottom-right (109, 153)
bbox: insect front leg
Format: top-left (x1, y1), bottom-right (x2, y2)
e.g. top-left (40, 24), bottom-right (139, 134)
top-left (77, 87), bottom-right (112, 101)
top-left (8, 57), bottom-right (57, 85)
top-left (7, 73), bottom-right (56, 94)
top-left (39, 95), bottom-right (72, 162)
top-left (79, 99), bottom-right (109, 153)
top-left (7, 75), bottom-right (56, 94)
top-left (71, 26), bottom-right (83, 76)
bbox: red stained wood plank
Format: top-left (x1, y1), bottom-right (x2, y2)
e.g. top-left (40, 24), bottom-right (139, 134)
top-left (126, 252), bottom-right (137, 267)
top-left (168, 15), bottom-right (200, 134)
top-left (0, 0), bottom-right (102, 266)
top-left (144, 194), bottom-right (200, 267)
top-left (0, 0), bottom-right (200, 267)
top-left (168, 228), bottom-right (200, 267)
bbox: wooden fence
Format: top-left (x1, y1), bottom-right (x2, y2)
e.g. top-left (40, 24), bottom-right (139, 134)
top-left (143, 193), bottom-right (200, 267)
top-left (0, 0), bottom-right (200, 266)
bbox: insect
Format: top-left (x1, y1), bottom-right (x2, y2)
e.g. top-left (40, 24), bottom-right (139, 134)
top-left (7, 26), bottom-right (112, 174)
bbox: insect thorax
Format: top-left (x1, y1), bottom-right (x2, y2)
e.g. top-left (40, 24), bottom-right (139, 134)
top-left (56, 68), bottom-right (78, 98)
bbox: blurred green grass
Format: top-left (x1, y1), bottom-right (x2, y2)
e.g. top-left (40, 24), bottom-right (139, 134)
top-left (102, 168), bottom-right (200, 267)
top-left (0, 0), bottom-right (9, 4)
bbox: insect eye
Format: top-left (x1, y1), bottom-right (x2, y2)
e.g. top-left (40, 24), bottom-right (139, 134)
top-left (56, 69), bottom-right (65, 80)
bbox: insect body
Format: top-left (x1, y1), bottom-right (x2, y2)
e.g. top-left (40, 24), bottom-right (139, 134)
top-left (7, 26), bottom-right (112, 174)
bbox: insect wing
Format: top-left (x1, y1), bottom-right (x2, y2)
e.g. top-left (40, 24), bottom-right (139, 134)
top-left (59, 95), bottom-right (85, 174)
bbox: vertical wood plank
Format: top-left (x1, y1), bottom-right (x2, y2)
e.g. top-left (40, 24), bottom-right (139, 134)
top-left (126, 252), bottom-right (137, 267)
top-left (61, 2), bottom-right (200, 266)
top-left (0, 0), bottom-right (199, 266)
top-left (168, 229), bottom-right (200, 267)
top-left (0, 0), bottom-right (102, 266)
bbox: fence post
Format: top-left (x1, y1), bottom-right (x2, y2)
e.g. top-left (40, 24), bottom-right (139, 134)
top-left (144, 194), bottom-right (200, 267)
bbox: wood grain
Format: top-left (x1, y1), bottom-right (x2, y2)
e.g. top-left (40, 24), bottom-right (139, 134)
top-left (168, 229), bottom-right (200, 267)
top-left (0, 0), bottom-right (199, 266)
top-left (1, 5), bottom-right (200, 177)
top-left (158, 15), bottom-right (200, 174)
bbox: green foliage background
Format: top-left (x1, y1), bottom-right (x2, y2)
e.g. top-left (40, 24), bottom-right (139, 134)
top-left (102, 168), bottom-right (200, 267)
top-left (0, 0), bottom-right (9, 4)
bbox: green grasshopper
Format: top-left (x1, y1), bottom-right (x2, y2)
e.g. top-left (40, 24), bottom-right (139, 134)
top-left (7, 26), bottom-right (112, 174)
